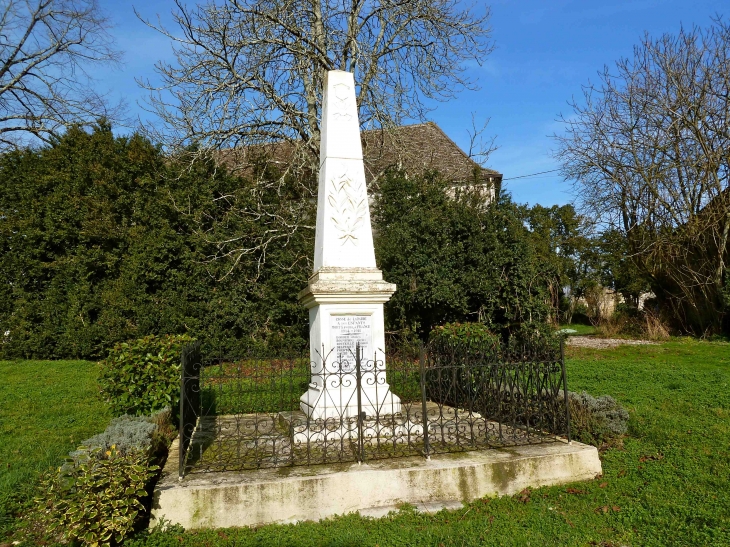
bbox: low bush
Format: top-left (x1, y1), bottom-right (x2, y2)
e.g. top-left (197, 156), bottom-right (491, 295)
top-left (36, 446), bottom-right (158, 547)
top-left (428, 321), bottom-right (562, 360)
top-left (99, 334), bottom-right (194, 416)
top-left (642, 311), bottom-right (671, 340)
top-left (73, 417), bottom-right (155, 456)
top-left (428, 322), bottom-right (501, 354)
top-left (567, 390), bottom-right (629, 447)
top-left (595, 308), bottom-right (672, 341)
top-left (506, 321), bottom-right (561, 356)
top-left (70, 409), bottom-right (170, 459)
top-left (29, 409), bottom-right (173, 546)
top-left (426, 323), bottom-right (565, 423)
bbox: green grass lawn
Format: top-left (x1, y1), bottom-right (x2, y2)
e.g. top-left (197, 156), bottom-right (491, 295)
top-left (0, 359), bottom-right (111, 538)
top-left (3, 342), bottom-right (729, 546)
top-left (127, 340), bottom-right (730, 547)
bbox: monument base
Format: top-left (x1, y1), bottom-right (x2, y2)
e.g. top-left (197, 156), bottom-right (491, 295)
top-left (299, 386), bottom-right (401, 420)
top-left (278, 409), bottom-right (418, 443)
top-left (153, 438), bottom-right (602, 529)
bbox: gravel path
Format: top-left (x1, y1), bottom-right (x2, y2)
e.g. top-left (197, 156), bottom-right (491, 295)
top-left (565, 336), bottom-right (658, 349)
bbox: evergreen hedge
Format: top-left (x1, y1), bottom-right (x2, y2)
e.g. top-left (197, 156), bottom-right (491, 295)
top-left (0, 123), bottom-right (311, 359)
top-left (1, 124), bottom-right (561, 359)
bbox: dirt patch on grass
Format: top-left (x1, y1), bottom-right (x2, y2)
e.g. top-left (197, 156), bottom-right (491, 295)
top-left (566, 337), bottom-right (658, 349)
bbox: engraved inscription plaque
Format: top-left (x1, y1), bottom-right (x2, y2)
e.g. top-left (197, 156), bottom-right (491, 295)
top-left (330, 315), bottom-right (372, 372)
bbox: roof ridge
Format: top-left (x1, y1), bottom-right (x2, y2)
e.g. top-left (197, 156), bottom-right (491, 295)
top-left (361, 121), bottom-right (434, 134)
top-left (362, 121), bottom-right (500, 176)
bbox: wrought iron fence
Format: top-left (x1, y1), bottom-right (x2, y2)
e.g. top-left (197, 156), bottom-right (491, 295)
top-left (179, 340), bottom-right (202, 477)
top-left (177, 340), bottom-right (570, 478)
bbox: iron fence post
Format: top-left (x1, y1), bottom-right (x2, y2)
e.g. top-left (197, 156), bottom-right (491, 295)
top-left (179, 346), bottom-right (187, 479)
top-left (355, 342), bottom-right (365, 463)
top-left (179, 341), bottom-right (201, 479)
top-left (560, 336), bottom-right (571, 443)
top-left (419, 342), bottom-right (431, 459)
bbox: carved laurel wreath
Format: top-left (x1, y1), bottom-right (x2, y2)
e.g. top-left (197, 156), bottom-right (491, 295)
top-left (328, 171), bottom-right (367, 245)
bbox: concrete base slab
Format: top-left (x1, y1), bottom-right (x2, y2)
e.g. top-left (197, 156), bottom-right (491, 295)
top-left (152, 439), bottom-right (602, 529)
top-left (358, 500), bottom-right (466, 519)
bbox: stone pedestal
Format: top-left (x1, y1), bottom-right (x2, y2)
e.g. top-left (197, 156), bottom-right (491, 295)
top-left (154, 438), bottom-right (603, 529)
top-left (299, 71), bottom-right (399, 420)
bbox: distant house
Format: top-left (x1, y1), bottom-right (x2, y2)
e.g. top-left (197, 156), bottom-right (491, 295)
top-left (217, 122), bottom-right (502, 200)
top-left (361, 122), bottom-right (502, 197)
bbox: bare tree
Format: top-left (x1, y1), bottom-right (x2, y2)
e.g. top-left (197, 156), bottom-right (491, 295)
top-left (137, 0), bottom-right (493, 166)
top-left (0, 0), bottom-right (123, 149)
top-left (554, 18), bottom-right (730, 334)
top-left (137, 0), bottom-right (493, 280)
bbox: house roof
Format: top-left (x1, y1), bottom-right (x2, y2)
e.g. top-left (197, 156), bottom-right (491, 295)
top-left (217, 122), bottom-right (502, 187)
top-left (361, 122), bottom-right (501, 185)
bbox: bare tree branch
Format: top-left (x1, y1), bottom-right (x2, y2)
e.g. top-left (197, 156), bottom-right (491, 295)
top-left (466, 112), bottom-right (497, 167)
top-left (553, 17), bottom-right (730, 334)
top-left (0, 0), bottom-right (124, 149)
top-left (137, 0), bottom-right (494, 281)
top-left (136, 0), bottom-right (493, 165)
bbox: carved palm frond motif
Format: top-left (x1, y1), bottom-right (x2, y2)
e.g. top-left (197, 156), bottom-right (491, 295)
top-left (328, 170), bottom-right (368, 245)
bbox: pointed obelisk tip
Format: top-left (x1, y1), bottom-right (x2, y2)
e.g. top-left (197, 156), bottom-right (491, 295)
top-left (320, 71), bottom-right (363, 162)
top-left (312, 70), bottom-right (376, 270)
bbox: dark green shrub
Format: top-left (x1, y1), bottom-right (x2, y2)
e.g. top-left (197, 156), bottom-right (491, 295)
top-left (426, 323), bottom-right (500, 407)
top-left (507, 322), bottom-right (561, 358)
top-left (567, 391), bottom-right (629, 447)
top-left (0, 124), bottom-right (311, 361)
top-left (99, 334), bottom-right (194, 416)
top-left (426, 322), bottom-right (568, 432)
top-left (373, 171), bottom-right (555, 338)
top-left (37, 446), bottom-right (157, 547)
top-left (428, 322), bottom-right (501, 354)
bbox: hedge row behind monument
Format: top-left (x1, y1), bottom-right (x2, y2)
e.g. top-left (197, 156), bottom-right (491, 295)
top-left (0, 123), bottom-right (560, 359)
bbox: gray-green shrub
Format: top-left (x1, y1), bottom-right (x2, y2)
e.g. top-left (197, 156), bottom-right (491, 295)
top-left (568, 391), bottom-right (629, 446)
top-left (69, 411), bottom-right (168, 458)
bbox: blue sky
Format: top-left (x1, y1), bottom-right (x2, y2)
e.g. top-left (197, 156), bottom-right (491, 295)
top-left (96, 0), bottom-right (727, 206)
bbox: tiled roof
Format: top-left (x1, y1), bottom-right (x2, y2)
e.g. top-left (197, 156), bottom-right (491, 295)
top-left (362, 122), bottom-right (501, 185)
top-left (216, 122), bottom-right (502, 187)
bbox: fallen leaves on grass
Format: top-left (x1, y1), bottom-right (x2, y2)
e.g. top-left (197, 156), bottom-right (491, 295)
top-left (555, 509), bottom-right (576, 528)
top-left (518, 488), bottom-right (531, 503)
top-left (594, 505), bottom-right (621, 514)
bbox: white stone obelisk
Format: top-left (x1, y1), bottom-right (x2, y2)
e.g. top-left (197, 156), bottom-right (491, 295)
top-left (298, 71), bottom-right (400, 420)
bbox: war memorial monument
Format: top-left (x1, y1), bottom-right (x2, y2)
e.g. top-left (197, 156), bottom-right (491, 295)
top-left (152, 71), bottom-right (602, 529)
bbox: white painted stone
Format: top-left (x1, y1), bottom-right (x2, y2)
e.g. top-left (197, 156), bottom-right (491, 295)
top-left (319, 71), bottom-right (363, 163)
top-left (299, 299), bottom-right (399, 419)
top-left (314, 158), bottom-right (376, 269)
top-left (300, 71), bottom-right (398, 419)
top-left (153, 438), bottom-right (603, 529)
top-left (314, 71), bottom-right (375, 270)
